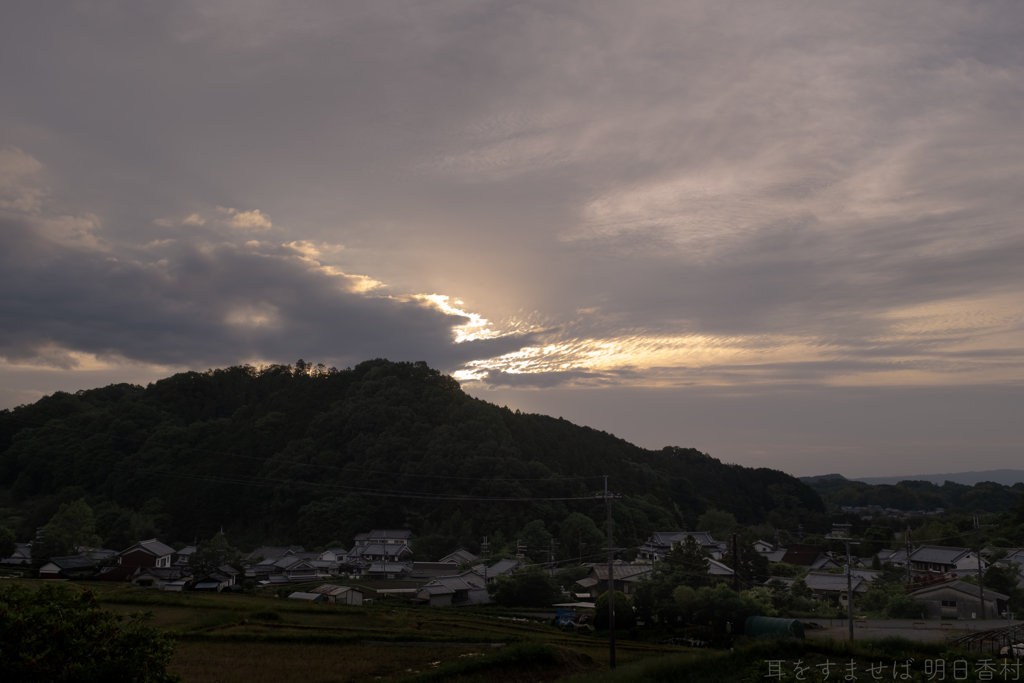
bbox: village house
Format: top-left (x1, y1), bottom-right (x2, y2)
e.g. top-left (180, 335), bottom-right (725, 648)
top-left (909, 580), bottom-right (1008, 619)
top-left (131, 567), bottom-right (190, 590)
top-left (908, 546), bottom-right (986, 575)
top-left (173, 545), bottom-right (196, 567)
top-left (575, 564), bottom-right (654, 600)
top-left (366, 561), bottom-right (413, 579)
top-left (244, 546), bottom-right (304, 562)
top-left (438, 549), bottom-right (478, 565)
top-left (318, 548), bottom-right (348, 562)
top-left (636, 531), bottom-right (726, 563)
top-left (346, 530), bottom-right (414, 567)
top-left (0, 542), bottom-right (32, 566)
top-left (416, 571), bottom-right (489, 607)
top-left (117, 538), bottom-right (176, 569)
top-left (38, 554), bottom-right (95, 580)
top-left (768, 572), bottom-right (868, 606)
top-left (770, 544), bottom-right (839, 570)
top-left (410, 561), bottom-right (460, 580)
top-left (194, 566), bottom-right (239, 592)
top-left (470, 557), bottom-right (523, 583)
top-left (248, 555), bottom-right (319, 584)
top-left (309, 584), bottom-right (364, 605)
top-left (309, 558), bottom-right (341, 576)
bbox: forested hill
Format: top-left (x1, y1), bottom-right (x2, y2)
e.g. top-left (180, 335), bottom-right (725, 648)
top-left (0, 359), bottom-right (825, 556)
top-left (806, 476), bottom-right (1024, 514)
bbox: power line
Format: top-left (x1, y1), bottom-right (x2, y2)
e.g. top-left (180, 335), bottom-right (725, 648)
top-left (126, 464), bottom-right (600, 503)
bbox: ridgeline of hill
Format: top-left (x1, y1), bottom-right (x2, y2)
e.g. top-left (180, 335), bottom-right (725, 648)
top-left (0, 359), bottom-right (826, 556)
top-left (803, 476), bottom-right (1024, 514)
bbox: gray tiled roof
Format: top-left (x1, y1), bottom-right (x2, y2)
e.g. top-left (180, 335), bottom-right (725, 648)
top-left (245, 546), bottom-right (304, 561)
top-left (591, 564), bottom-right (652, 581)
top-left (439, 549), bottom-right (478, 564)
top-left (910, 546), bottom-right (971, 564)
top-left (488, 558), bottom-right (521, 576)
top-left (803, 572), bottom-right (867, 593)
top-left (136, 567), bottom-right (185, 580)
top-left (119, 539), bottom-right (175, 558)
top-left (651, 531), bottom-right (718, 547)
top-left (910, 580), bottom-right (1009, 601)
top-left (48, 554), bottom-right (95, 570)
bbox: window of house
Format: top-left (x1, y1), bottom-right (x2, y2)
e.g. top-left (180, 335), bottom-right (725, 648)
top-left (941, 600), bottom-right (956, 607)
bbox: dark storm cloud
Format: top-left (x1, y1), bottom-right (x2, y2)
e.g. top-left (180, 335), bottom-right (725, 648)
top-left (0, 216), bottom-right (534, 371)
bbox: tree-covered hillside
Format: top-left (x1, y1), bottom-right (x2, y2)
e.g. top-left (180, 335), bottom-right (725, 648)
top-left (806, 476), bottom-right (1024, 513)
top-left (0, 359), bottom-right (826, 556)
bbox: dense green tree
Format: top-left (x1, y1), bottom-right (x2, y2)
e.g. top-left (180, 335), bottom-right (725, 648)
top-left (558, 513), bottom-right (604, 564)
top-left (412, 534), bottom-right (457, 562)
top-left (593, 590), bottom-right (636, 630)
top-left (672, 585), bottom-right (697, 615)
top-left (962, 562), bottom-right (1024, 612)
top-left (722, 536), bottom-right (770, 585)
top-left (790, 576), bottom-right (812, 600)
top-left (664, 534), bottom-right (711, 586)
top-left (0, 525), bottom-right (16, 560)
top-left (37, 499), bottom-right (101, 561)
top-left (0, 583), bottom-right (179, 682)
top-left (488, 569), bottom-right (560, 607)
top-left (189, 533), bottom-right (240, 576)
top-left (690, 584), bottom-right (765, 634)
top-left (767, 562), bottom-right (804, 578)
top-left (861, 525), bottom-right (896, 556)
top-left (859, 564), bottom-right (908, 614)
top-left (697, 508), bottom-right (737, 538)
top-left (517, 520), bottom-right (553, 562)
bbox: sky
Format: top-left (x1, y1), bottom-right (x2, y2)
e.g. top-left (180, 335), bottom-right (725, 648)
top-left (1, 1), bottom-right (1022, 478)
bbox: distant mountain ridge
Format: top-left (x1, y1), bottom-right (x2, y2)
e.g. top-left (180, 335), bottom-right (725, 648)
top-left (802, 470), bottom-right (1024, 487)
top-left (854, 469), bottom-right (1024, 487)
top-left (801, 471), bottom-right (1024, 514)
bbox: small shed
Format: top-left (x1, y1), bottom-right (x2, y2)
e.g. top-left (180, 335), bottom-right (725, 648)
top-left (744, 616), bottom-right (805, 640)
top-left (288, 591), bottom-right (328, 603)
top-left (309, 584), bottom-right (364, 605)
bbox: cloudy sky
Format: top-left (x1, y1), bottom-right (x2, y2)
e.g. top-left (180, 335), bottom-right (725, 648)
top-left (2, 1), bottom-right (1022, 477)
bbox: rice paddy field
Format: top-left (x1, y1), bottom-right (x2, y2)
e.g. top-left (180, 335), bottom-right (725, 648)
top-left (6, 579), bottom-right (685, 682)
top-left (6, 579), bottom-right (1001, 682)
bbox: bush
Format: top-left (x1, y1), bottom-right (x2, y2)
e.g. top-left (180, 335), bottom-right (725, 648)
top-left (488, 569), bottom-right (560, 608)
top-left (884, 593), bottom-right (926, 619)
top-left (0, 583), bottom-right (179, 683)
top-left (593, 590), bottom-right (637, 630)
top-left (691, 583), bottom-right (765, 634)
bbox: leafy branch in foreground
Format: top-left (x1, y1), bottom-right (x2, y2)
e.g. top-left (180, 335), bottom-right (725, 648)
top-left (0, 583), bottom-right (180, 683)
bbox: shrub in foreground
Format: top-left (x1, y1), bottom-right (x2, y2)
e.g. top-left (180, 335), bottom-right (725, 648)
top-left (0, 583), bottom-right (180, 683)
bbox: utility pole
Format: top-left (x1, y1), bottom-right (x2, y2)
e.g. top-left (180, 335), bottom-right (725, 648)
top-left (975, 517), bottom-right (986, 618)
top-left (731, 533), bottom-right (739, 591)
top-left (846, 534), bottom-right (854, 641)
top-left (597, 476), bottom-right (622, 670)
top-left (905, 526), bottom-right (912, 586)
top-left (832, 524), bottom-right (854, 642)
top-left (481, 536), bottom-right (489, 587)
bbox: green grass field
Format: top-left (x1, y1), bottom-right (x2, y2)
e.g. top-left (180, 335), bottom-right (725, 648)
top-left (7, 579), bottom-right (690, 682)
top-left (8, 580), bottom-right (995, 682)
